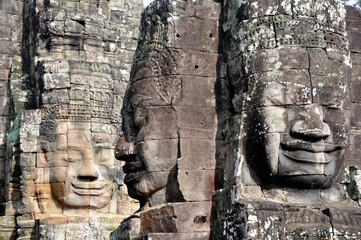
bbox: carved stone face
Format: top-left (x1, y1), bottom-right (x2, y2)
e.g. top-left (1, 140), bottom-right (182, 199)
top-left (116, 79), bottom-right (178, 203)
top-left (48, 120), bottom-right (118, 208)
top-left (243, 49), bottom-right (350, 188)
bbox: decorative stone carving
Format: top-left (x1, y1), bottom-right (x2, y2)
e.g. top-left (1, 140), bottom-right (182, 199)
top-left (214, 0), bottom-right (361, 239)
top-left (0, 0), bottom-right (143, 238)
top-left (224, 0), bottom-right (351, 189)
top-left (112, 0), bottom-right (220, 238)
top-left (1, 0), bottom-right (361, 238)
top-left (37, 104), bottom-right (116, 210)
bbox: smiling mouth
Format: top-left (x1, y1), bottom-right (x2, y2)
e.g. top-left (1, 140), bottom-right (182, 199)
top-left (71, 180), bottom-right (111, 196)
top-left (280, 141), bottom-right (344, 164)
top-left (122, 155), bottom-right (145, 184)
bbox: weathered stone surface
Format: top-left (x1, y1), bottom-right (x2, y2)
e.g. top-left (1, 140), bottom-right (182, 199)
top-left (346, 130), bottom-right (361, 168)
top-left (0, 216), bottom-right (17, 239)
top-left (215, 0), bottom-right (361, 239)
top-left (225, 0), bottom-right (351, 186)
top-left (114, 0), bottom-right (219, 238)
top-left (38, 216), bottom-right (123, 240)
top-left (1, 0), bottom-right (361, 239)
top-left (0, 0), bottom-right (143, 238)
top-left (138, 202), bottom-right (212, 235)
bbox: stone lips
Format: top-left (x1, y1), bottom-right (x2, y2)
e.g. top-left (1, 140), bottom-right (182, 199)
top-left (280, 141), bottom-right (342, 163)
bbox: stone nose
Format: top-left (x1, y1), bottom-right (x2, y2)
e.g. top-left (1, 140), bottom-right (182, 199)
top-left (115, 135), bottom-right (135, 161)
top-left (78, 149), bottom-right (99, 179)
top-left (291, 105), bottom-right (330, 139)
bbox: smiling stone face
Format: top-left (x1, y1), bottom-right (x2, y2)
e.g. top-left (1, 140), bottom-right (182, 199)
top-left (49, 122), bottom-right (117, 208)
top-left (37, 104), bottom-right (122, 211)
top-left (277, 104), bottom-right (349, 187)
top-left (241, 48), bottom-right (351, 188)
top-left (226, 0), bottom-right (352, 188)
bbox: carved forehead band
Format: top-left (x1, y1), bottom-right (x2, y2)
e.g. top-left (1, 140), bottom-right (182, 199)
top-left (41, 104), bottom-right (91, 121)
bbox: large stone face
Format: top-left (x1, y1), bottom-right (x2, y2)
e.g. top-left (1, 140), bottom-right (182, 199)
top-left (0, 0), bottom-right (143, 239)
top-left (225, 0), bottom-right (351, 189)
top-left (214, 0), bottom-right (361, 239)
top-left (113, 0), bottom-right (220, 238)
top-left (0, 0), bottom-right (361, 239)
top-left (214, 1), bottom-right (360, 239)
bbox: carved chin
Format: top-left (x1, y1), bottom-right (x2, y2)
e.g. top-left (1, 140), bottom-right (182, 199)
top-left (278, 175), bottom-right (334, 189)
top-left (277, 150), bottom-right (341, 188)
top-left (125, 171), bottom-right (169, 200)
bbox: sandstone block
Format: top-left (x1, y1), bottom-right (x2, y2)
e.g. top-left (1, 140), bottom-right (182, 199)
top-left (37, 151), bottom-right (68, 168)
top-left (176, 76), bottom-right (215, 108)
top-left (43, 73), bottom-right (70, 90)
top-left (134, 106), bottom-right (177, 142)
top-left (93, 148), bottom-right (115, 165)
top-left (352, 103), bottom-right (361, 127)
top-left (20, 139), bottom-right (38, 153)
top-left (177, 106), bottom-right (217, 138)
top-left (50, 167), bottom-right (67, 182)
top-left (42, 89), bottom-right (69, 104)
top-left (253, 48), bottom-right (309, 73)
top-left (19, 124), bottom-right (39, 141)
top-left (140, 232), bottom-right (210, 240)
top-left (140, 206), bottom-right (177, 234)
top-left (176, 50), bottom-right (218, 77)
top-left (178, 170), bottom-right (215, 201)
top-left (243, 70), bottom-right (312, 110)
top-left (136, 139), bottom-right (178, 172)
top-left (178, 139), bottom-right (216, 170)
top-left (36, 168), bottom-right (51, 184)
top-left (171, 18), bottom-right (218, 53)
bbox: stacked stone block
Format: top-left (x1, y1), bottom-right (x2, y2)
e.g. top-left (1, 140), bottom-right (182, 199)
top-left (29, 0), bottom-right (142, 238)
top-left (0, 0), bottom-right (144, 239)
top-left (1, 0), bottom-right (360, 239)
top-left (345, 6), bottom-right (361, 206)
top-left (214, 0), bottom-right (361, 239)
top-left (111, 0), bottom-right (221, 239)
top-left (0, 0), bottom-right (25, 239)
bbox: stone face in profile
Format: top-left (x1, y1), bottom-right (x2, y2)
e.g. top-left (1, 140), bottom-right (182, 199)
top-left (116, 82), bottom-right (179, 203)
top-left (115, 0), bottom-right (219, 207)
top-left (112, 0), bottom-right (219, 238)
top-left (115, 18), bottom-right (180, 204)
